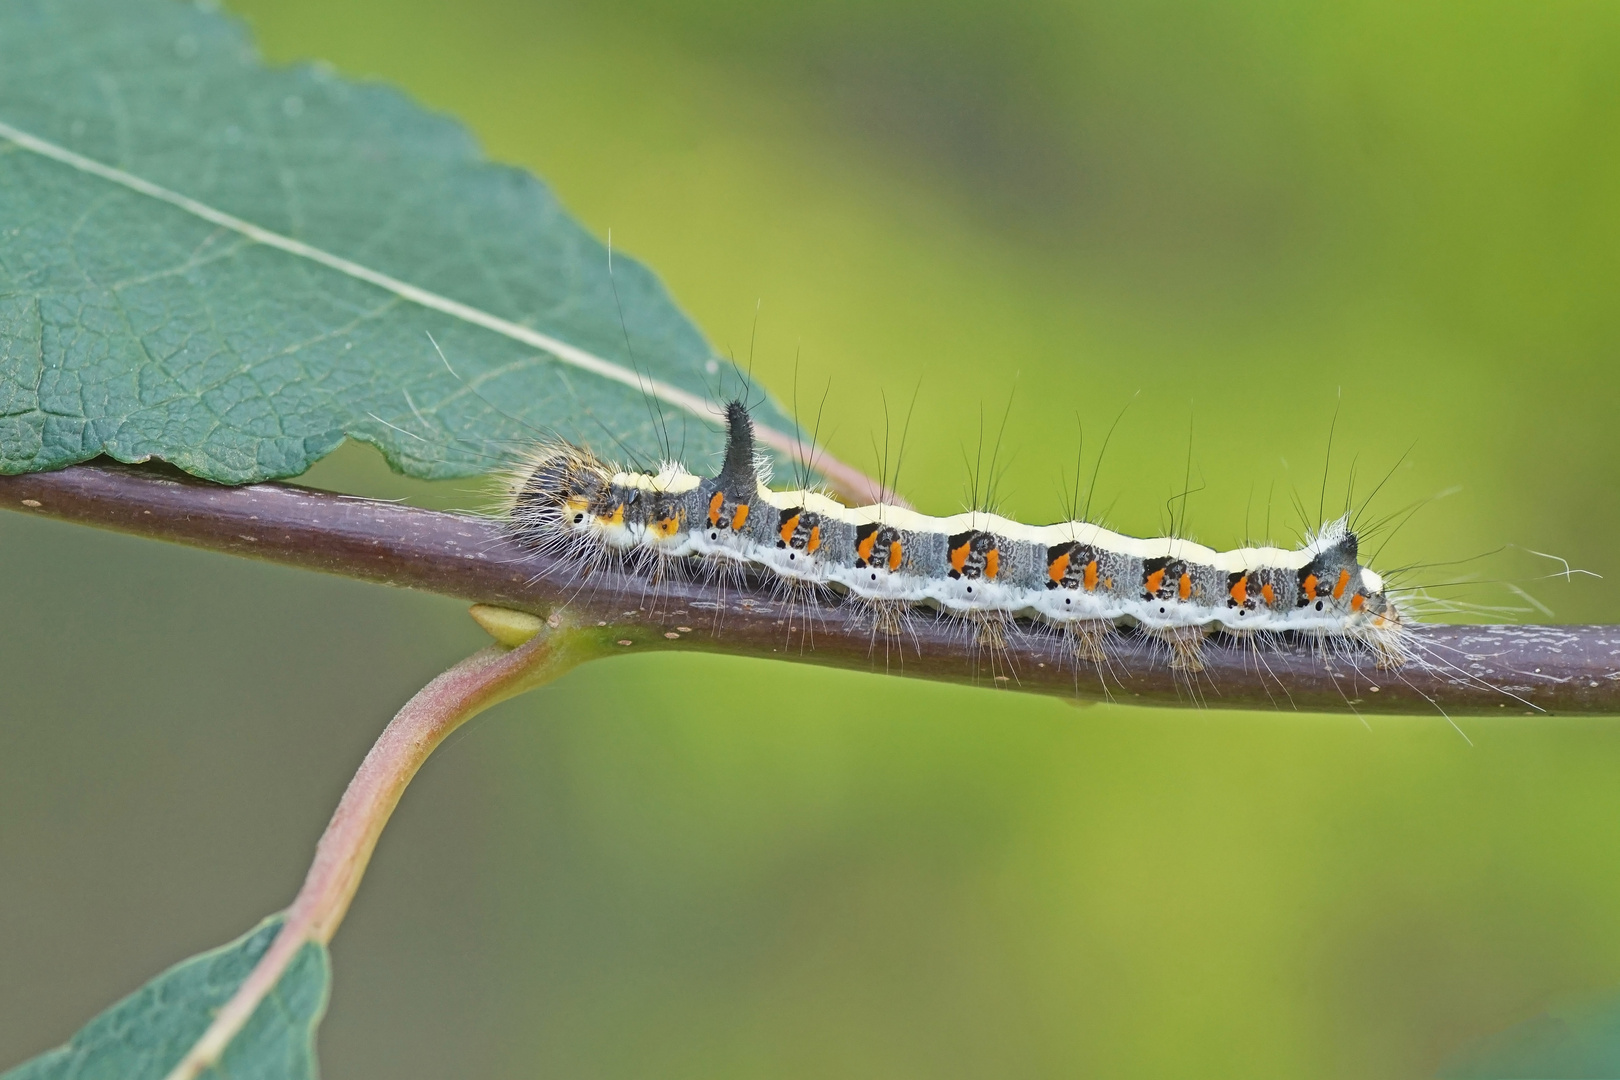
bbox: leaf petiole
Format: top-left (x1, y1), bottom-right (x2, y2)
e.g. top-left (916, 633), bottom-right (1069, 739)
top-left (159, 610), bottom-right (603, 1080)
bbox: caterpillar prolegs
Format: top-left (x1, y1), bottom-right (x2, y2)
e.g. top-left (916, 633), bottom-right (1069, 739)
top-left (503, 401), bottom-right (1406, 674)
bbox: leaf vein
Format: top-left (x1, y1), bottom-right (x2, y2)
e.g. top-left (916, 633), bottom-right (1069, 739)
top-left (0, 117), bottom-right (722, 429)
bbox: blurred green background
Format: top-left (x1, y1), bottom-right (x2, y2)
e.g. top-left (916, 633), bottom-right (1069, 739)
top-left (3, 1), bottom-right (1620, 1076)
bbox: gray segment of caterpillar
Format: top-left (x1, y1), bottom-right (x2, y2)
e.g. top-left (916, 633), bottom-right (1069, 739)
top-left (697, 401), bottom-right (1387, 622)
top-left (508, 399), bottom-right (1397, 646)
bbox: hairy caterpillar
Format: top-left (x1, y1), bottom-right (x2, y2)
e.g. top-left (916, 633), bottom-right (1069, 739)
top-left (502, 400), bottom-right (1406, 673)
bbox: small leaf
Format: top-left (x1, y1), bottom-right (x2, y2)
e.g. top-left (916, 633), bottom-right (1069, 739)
top-left (0, 0), bottom-right (797, 484)
top-left (2, 916), bottom-right (329, 1080)
top-left (1435, 991), bottom-right (1620, 1079)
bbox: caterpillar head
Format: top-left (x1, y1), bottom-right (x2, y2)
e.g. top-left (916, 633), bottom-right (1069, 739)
top-left (507, 444), bottom-right (622, 547)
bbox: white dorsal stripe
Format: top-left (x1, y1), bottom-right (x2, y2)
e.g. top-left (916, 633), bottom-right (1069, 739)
top-left (540, 458), bottom-right (1399, 646)
top-left (756, 485), bottom-right (1345, 571)
top-left (0, 117), bottom-right (877, 494)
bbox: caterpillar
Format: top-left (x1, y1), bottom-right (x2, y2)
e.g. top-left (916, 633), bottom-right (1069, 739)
top-left (501, 399), bottom-right (1406, 673)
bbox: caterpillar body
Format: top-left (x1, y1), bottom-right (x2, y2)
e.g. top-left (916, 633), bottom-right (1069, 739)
top-left (504, 401), bottom-right (1405, 672)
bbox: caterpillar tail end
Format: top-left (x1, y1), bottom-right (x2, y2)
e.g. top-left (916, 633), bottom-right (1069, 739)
top-left (1367, 602), bottom-right (1408, 672)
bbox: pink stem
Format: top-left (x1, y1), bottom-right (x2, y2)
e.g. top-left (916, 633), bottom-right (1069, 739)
top-left (162, 625), bottom-right (589, 1080)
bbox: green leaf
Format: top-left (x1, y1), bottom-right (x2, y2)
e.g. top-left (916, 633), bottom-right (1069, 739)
top-left (1436, 991), bottom-right (1620, 1079)
top-left (0, 0), bottom-right (797, 483)
top-left (2, 916), bottom-right (329, 1080)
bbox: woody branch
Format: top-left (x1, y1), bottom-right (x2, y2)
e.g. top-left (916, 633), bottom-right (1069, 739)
top-left (3, 460), bottom-right (1618, 715)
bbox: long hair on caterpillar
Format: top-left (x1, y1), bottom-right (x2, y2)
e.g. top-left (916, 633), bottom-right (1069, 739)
top-left (364, 324), bottom-right (1583, 724)
top-left (504, 397), bottom-right (1407, 683)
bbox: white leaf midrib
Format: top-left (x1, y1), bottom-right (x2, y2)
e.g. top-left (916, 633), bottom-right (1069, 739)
top-left (0, 117), bottom-right (719, 423)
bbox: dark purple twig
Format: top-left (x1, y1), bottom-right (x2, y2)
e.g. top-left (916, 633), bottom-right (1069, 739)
top-left (4, 461), bottom-right (1618, 715)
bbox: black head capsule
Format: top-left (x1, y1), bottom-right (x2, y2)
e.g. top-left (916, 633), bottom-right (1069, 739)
top-left (504, 445), bottom-right (620, 553)
top-left (515, 448), bottom-right (611, 521)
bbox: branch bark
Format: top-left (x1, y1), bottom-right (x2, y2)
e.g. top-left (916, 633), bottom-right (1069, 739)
top-left (5, 460), bottom-right (1618, 715)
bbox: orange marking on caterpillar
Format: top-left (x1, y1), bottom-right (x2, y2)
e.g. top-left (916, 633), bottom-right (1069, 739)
top-left (1350, 593), bottom-right (1366, 613)
top-left (950, 542), bottom-right (970, 574)
top-left (1230, 576), bottom-right (1248, 606)
top-left (1333, 568), bottom-right (1351, 600)
top-left (1301, 573), bottom-right (1319, 600)
top-left (779, 513), bottom-right (801, 544)
top-left (856, 532), bottom-right (877, 563)
top-left (1261, 582), bottom-right (1275, 606)
top-left (984, 549), bottom-right (1000, 580)
top-left (1144, 568), bottom-right (1166, 595)
top-left (599, 505), bottom-right (624, 527)
top-left (806, 525), bottom-right (821, 554)
top-left (654, 517), bottom-right (680, 538)
top-left (1084, 560), bottom-right (1099, 592)
top-left (1177, 572), bottom-right (1192, 601)
top-left (731, 503), bottom-right (750, 531)
top-left (707, 491), bottom-right (724, 527)
top-left (888, 541), bottom-right (904, 572)
top-left (1048, 551), bottom-right (1072, 585)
